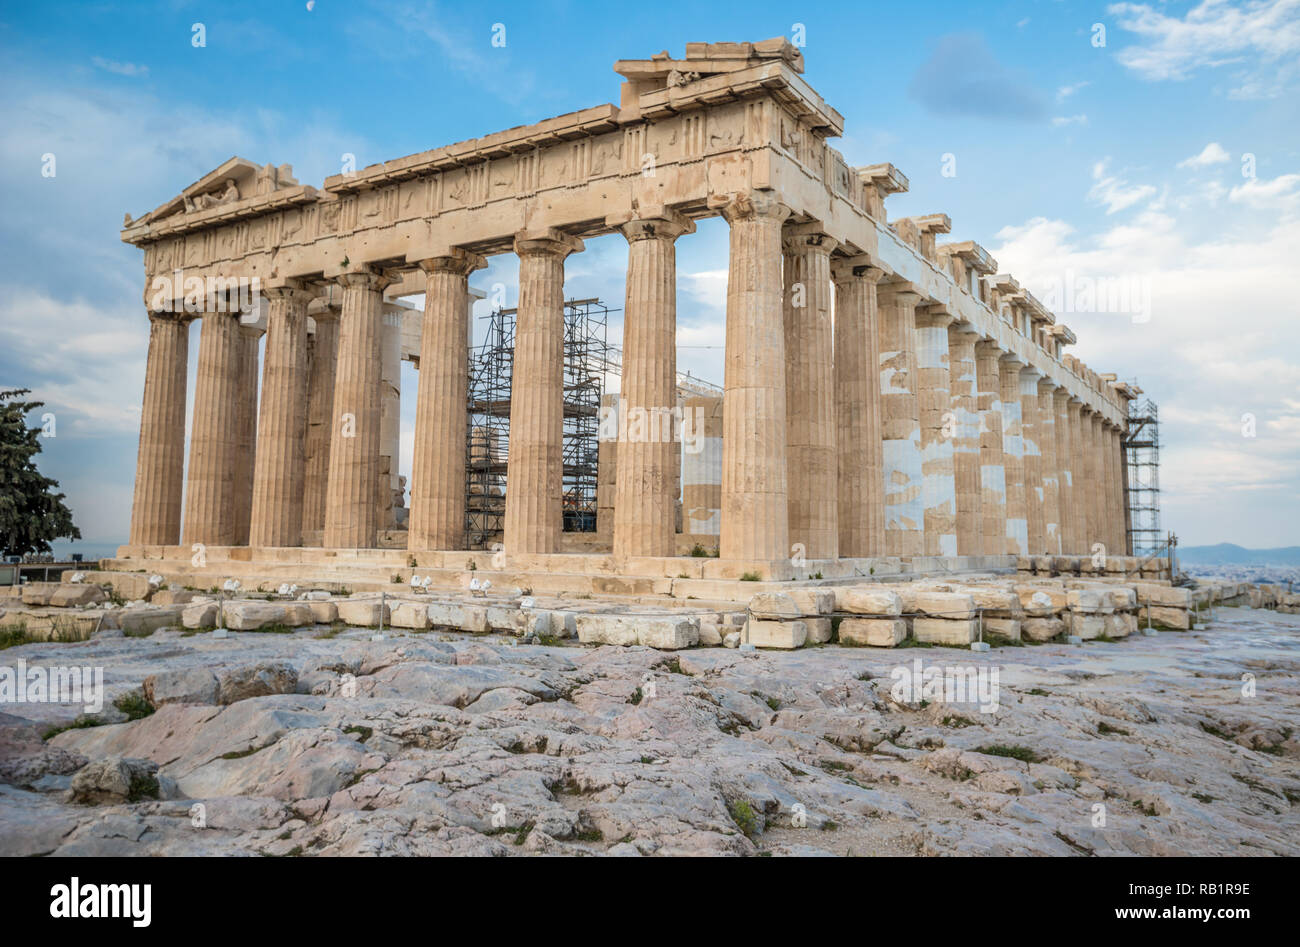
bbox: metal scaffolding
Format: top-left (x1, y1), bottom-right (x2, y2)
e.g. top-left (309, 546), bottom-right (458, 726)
top-left (1125, 393), bottom-right (1162, 558)
top-left (465, 298), bottom-right (610, 548)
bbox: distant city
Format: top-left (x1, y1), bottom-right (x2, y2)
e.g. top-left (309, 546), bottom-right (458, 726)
top-left (1178, 544), bottom-right (1300, 589)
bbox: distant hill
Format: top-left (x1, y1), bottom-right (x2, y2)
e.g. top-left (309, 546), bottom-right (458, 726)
top-left (1178, 543), bottom-right (1300, 566)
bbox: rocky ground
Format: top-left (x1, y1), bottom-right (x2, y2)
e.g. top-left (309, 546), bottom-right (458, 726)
top-left (1, 606), bottom-right (1297, 856)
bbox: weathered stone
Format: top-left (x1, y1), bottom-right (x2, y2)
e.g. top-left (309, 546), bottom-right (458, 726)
top-left (119, 606), bottom-right (185, 635)
top-left (217, 662), bottom-right (298, 703)
top-left (575, 614), bottom-right (699, 649)
top-left (389, 602), bottom-right (431, 630)
top-left (900, 589), bottom-right (976, 620)
top-left (839, 617), bottom-right (906, 647)
top-left (747, 592), bottom-right (800, 619)
top-left (982, 617), bottom-right (1022, 642)
top-left (785, 588), bottom-right (836, 616)
top-left (744, 619), bottom-right (807, 649)
top-left (1023, 617), bottom-right (1066, 641)
top-left (1145, 605), bottom-right (1191, 631)
top-left (803, 617), bottom-right (833, 644)
top-left (836, 588), bottom-right (903, 616)
top-left (181, 601), bottom-right (219, 629)
top-left (50, 585), bottom-right (106, 607)
top-left (222, 601), bottom-right (288, 631)
top-left (336, 599), bottom-right (389, 628)
top-left (144, 667), bottom-right (221, 707)
top-left (69, 757), bottom-right (161, 805)
top-left (911, 617), bottom-right (977, 645)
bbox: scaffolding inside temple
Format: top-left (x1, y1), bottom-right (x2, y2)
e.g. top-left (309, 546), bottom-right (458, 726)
top-left (465, 298), bottom-right (611, 548)
top-left (1125, 392), bottom-right (1162, 558)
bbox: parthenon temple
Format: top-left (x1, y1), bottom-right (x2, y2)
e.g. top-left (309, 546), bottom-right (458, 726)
top-left (116, 39), bottom-right (1136, 591)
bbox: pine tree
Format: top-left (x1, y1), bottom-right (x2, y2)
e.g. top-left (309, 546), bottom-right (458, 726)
top-left (0, 388), bottom-right (80, 557)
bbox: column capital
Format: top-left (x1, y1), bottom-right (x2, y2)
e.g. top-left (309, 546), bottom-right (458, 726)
top-left (513, 227), bottom-right (584, 259)
top-left (147, 307), bottom-right (194, 326)
top-left (947, 319), bottom-right (982, 340)
top-left (714, 189), bottom-right (791, 225)
top-left (607, 207), bottom-right (695, 242)
top-left (781, 222), bottom-right (839, 257)
top-left (829, 254), bottom-right (884, 284)
top-left (1018, 364), bottom-right (1042, 380)
top-left (915, 304), bottom-right (955, 329)
top-left (417, 248), bottom-right (489, 276)
top-left (998, 352), bottom-right (1025, 369)
top-left (333, 266), bottom-right (395, 293)
top-left (877, 279), bottom-right (923, 306)
top-left (262, 278), bottom-right (316, 305)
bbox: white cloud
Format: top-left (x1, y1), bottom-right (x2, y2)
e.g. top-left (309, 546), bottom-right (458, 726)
top-left (989, 183), bottom-right (1300, 542)
top-left (1177, 141), bottom-right (1231, 168)
top-left (1055, 81), bottom-right (1089, 102)
top-left (1052, 114), bottom-right (1088, 127)
top-left (1228, 171), bottom-right (1300, 209)
top-left (1109, 0), bottom-right (1300, 97)
top-left (91, 56), bottom-right (149, 77)
top-left (1087, 159), bottom-right (1158, 213)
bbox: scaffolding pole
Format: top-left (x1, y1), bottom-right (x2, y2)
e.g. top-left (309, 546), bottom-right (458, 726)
top-left (1125, 393), bottom-right (1162, 559)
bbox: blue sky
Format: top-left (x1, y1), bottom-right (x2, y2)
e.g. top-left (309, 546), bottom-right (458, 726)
top-left (1, 0), bottom-right (1297, 551)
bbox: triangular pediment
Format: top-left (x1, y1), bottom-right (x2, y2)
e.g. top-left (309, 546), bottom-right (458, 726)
top-left (127, 157), bottom-right (300, 227)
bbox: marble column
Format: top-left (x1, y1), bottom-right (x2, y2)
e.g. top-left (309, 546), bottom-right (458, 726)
top-left (915, 306), bottom-right (957, 557)
top-left (231, 322), bottom-right (262, 545)
top-left (682, 394), bottom-right (723, 536)
top-left (596, 393), bottom-right (618, 541)
top-left (301, 300), bottom-right (339, 539)
top-left (1104, 422), bottom-right (1122, 555)
top-left (1081, 409), bottom-right (1102, 552)
top-left (377, 307), bottom-right (403, 530)
top-left (1115, 425), bottom-right (1130, 555)
top-left (248, 284), bottom-right (312, 547)
top-left (998, 355), bottom-right (1027, 556)
top-left (504, 230), bottom-right (583, 556)
top-left (183, 310), bottom-right (242, 546)
top-left (1019, 368), bottom-right (1045, 554)
top-left (324, 269), bottom-right (392, 549)
top-left (782, 227), bottom-right (838, 560)
top-left (974, 341), bottom-right (1006, 557)
top-left (947, 323), bottom-right (982, 557)
top-left (613, 211), bottom-right (693, 559)
top-left (1036, 377), bottom-right (1061, 555)
top-left (129, 310), bottom-right (191, 546)
top-left (409, 250), bottom-right (487, 551)
top-left (1067, 399), bottom-right (1088, 553)
top-left (831, 259), bottom-right (884, 558)
top-left (1053, 389), bottom-right (1074, 555)
top-left (719, 193), bottom-right (791, 562)
top-left (877, 282), bottom-right (924, 558)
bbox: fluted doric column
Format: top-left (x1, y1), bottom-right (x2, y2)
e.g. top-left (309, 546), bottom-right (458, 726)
top-left (877, 282), bottom-right (924, 558)
top-left (231, 321), bottom-right (262, 546)
top-left (1105, 421), bottom-right (1124, 555)
top-left (1037, 377), bottom-right (1061, 555)
top-left (999, 355), bottom-right (1027, 555)
top-left (324, 268), bottom-right (392, 549)
top-left (974, 341), bottom-right (1006, 556)
top-left (782, 227), bottom-right (838, 560)
top-left (183, 310), bottom-right (242, 545)
top-left (1053, 388), bottom-right (1074, 555)
top-left (1067, 399), bottom-right (1087, 553)
top-left (1020, 367), bottom-right (1045, 554)
top-left (302, 299), bottom-right (340, 539)
top-left (610, 210), bottom-right (693, 558)
top-left (129, 310), bottom-right (191, 546)
top-left (915, 306), bottom-right (957, 557)
top-left (1081, 408), bottom-right (1102, 552)
top-left (505, 229), bottom-right (583, 556)
top-left (248, 283), bottom-right (313, 547)
top-left (408, 250), bottom-right (487, 551)
top-left (1118, 424), bottom-right (1128, 554)
top-left (947, 323), bottom-right (983, 557)
top-left (832, 258), bottom-right (884, 557)
top-left (719, 192), bottom-right (791, 562)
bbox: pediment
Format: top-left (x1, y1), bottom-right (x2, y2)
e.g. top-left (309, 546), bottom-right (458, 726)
top-left (126, 157), bottom-right (300, 227)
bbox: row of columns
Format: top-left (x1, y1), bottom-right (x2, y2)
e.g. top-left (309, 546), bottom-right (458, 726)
top-left (129, 193), bottom-right (1130, 561)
